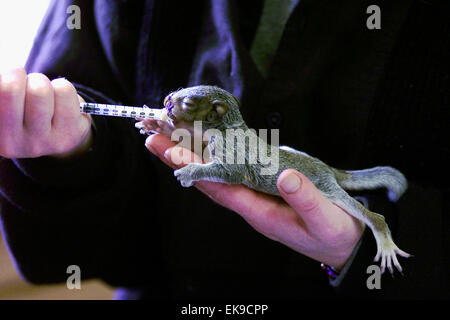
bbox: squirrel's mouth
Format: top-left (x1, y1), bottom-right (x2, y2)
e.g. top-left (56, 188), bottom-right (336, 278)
top-left (167, 108), bottom-right (177, 121)
top-left (164, 94), bottom-right (177, 121)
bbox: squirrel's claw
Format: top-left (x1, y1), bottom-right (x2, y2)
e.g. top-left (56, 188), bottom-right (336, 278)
top-left (174, 167), bottom-right (195, 187)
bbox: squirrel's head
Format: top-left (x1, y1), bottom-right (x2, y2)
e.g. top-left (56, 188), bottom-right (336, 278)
top-left (163, 85), bottom-right (243, 131)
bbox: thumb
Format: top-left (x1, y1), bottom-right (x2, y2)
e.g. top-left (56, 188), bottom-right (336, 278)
top-left (276, 169), bottom-right (338, 230)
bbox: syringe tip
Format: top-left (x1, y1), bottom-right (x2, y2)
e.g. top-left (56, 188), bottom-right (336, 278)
top-left (160, 108), bottom-right (169, 122)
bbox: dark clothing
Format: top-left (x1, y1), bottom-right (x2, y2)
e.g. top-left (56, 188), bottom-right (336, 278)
top-left (0, 0), bottom-right (448, 299)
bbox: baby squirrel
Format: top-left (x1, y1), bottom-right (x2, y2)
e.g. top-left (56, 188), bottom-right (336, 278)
top-left (136, 85), bottom-right (411, 274)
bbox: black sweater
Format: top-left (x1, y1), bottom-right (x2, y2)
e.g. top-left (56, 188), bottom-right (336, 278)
top-left (0, 0), bottom-right (448, 299)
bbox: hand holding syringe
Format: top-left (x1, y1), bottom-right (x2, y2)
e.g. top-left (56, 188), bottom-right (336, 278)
top-left (0, 69), bottom-right (94, 159)
top-left (0, 68), bottom-right (168, 160)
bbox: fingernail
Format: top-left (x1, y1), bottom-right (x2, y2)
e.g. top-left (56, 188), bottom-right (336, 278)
top-left (163, 148), bottom-right (172, 161)
top-left (0, 66), bottom-right (22, 75)
top-left (145, 136), bottom-right (153, 149)
top-left (280, 173), bottom-right (301, 194)
top-left (1, 69), bottom-right (19, 83)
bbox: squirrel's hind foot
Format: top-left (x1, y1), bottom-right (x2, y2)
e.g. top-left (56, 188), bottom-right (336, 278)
top-left (373, 234), bottom-right (411, 274)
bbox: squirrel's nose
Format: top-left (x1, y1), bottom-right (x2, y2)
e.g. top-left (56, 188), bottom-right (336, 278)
top-left (163, 94), bottom-right (174, 110)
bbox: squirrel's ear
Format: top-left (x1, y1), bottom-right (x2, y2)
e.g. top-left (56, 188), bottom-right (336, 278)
top-left (213, 101), bottom-right (228, 117)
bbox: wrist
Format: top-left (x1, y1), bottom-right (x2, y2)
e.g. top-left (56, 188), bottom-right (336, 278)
top-left (320, 229), bottom-right (366, 285)
top-left (327, 222), bottom-right (366, 272)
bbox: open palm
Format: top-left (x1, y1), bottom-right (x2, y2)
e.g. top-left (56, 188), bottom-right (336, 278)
top-left (145, 133), bottom-right (365, 270)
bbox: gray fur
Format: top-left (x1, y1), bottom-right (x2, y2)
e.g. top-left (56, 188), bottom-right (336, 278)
top-left (333, 167), bottom-right (408, 202)
top-left (160, 85), bottom-right (411, 274)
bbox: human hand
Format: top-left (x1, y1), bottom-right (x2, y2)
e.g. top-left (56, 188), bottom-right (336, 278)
top-left (0, 67), bottom-right (92, 159)
top-left (145, 133), bottom-right (365, 271)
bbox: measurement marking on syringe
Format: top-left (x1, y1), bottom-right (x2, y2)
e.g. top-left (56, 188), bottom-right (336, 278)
top-left (79, 103), bottom-right (168, 121)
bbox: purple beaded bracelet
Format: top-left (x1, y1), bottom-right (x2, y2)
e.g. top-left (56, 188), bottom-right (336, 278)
top-left (320, 263), bottom-right (340, 280)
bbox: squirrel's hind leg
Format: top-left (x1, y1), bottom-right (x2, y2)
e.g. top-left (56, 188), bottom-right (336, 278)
top-left (323, 184), bottom-right (411, 274)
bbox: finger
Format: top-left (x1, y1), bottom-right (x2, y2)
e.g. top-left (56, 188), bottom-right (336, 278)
top-left (165, 146), bottom-right (203, 166)
top-left (75, 94), bottom-right (92, 139)
top-left (146, 134), bottom-right (202, 172)
top-left (23, 73), bottom-right (54, 135)
top-left (51, 78), bottom-right (87, 130)
top-left (194, 181), bottom-right (285, 226)
top-left (77, 94), bottom-right (85, 104)
top-left (149, 133), bottom-right (277, 210)
top-left (145, 133), bottom-right (179, 168)
top-left (152, 134), bottom-right (203, 168)
top-left (194, 179), bottom-right (299, 244)
top-left (0, 67), bottom-right (27, 135)
top-left (277, 169), bottom-right (340, 230)
top-left (147, 133), bottom-right (299, 239)
top-left (161, 140), bottom-right (290, 234)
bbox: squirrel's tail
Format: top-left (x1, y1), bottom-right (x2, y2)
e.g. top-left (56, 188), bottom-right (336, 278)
top-left (333, 166), bottom-right (408, 202)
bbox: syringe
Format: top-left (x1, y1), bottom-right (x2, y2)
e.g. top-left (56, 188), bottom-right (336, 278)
top-left (79, 102), bottom-right (169, 121)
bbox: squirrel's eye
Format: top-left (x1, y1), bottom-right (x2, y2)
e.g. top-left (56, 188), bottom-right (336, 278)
top-left (206, 111), bottom-right (218, 122)
top-left (182, 98), bottom-right (196, 110)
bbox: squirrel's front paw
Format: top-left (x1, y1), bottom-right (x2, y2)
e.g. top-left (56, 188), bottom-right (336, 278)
top-left (174, 165), bottom-right (198, 187)
top-left (135, 119), bottom-right (175, 136)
